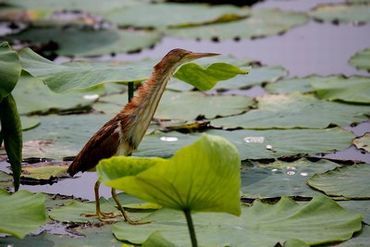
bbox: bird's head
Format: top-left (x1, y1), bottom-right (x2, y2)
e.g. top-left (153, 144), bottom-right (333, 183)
top-left (154, 48), bottom-right (219, 73)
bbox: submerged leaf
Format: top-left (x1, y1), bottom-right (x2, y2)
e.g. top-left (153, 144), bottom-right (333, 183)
top-left (113, 196), bottom-right (362, 246)
top-left (0, 42), bottom-right (21, 101)
top-left (0, 190), bottom-right (47, 239)
top-left (308, 164), bottom-right (370, 199)
top-left (98, 134), bottom-right (241, 215)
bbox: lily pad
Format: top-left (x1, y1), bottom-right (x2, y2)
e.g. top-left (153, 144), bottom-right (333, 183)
top-left (338, 200), bottom-right (370, 224)
top-left (211, 93), bottom-right (369, 129)
top-left (338, 225), bottom-right (370, 247)
top-left (21, 162), bottom-right (68, 181)
top-left (20, 116), bottom-right (40, 131)
top-left (0, 190), bottom-right (47, 239)
top-left (113, 195), bottom-right (362, 246)
top-left (213, 65), bottom-right (287, 90)
top-left (96, 91), bottom-right (255, 121)
top-left (6, 27), bottom-right (161, 56)
top-left (241, 159), bottom-right (340, 199)
top-left (167, 8), bottom-right (308, 40)
top-left (0, 41), bottom-right (21, 101)
top-left (98, 134), bottom-right (241, 215)
top-left (13, 73), bottom-right (96, 115)
top-left (310, 3), bottom-right (370, 24)
top-left (308, 164), bottom-right (370, 199)
top-left (136, 128), bottom-right (355, 160)
top-left (349, 47), bottom-right (370, 72)
top-left (353, 133), bottom-right (370, 152)
top-left (0, 171), bottom-right (12, 189)
top-left (103, 3), bottom-right (249, 28)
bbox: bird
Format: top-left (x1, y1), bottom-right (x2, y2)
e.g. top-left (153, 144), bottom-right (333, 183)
top-left (67, 48), bottom-right (219, 223)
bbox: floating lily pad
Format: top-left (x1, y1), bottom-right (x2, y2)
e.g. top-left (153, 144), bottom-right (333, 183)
top-left (113, 196), bottom-right (362, 246)
top-left (213, 65), bottom-right (287, 90)
top-left (353, 133), bottom-right (370, 152)
top-left (338, 225), bottom-right (370, 247)
top-left (20, 116), bottom-right (40, 131)
top-left (136, 128), bottom-right (355, 160)
top-left (241, 159), bottom-right (340, 199)
top-left (142, 232), bottom-right (176, 247)
top-left (96, 91), bottom-right (254, 121)
top-left (338, 200), bottom-right (370, 224)
top-left (167, 8), bottom-right (308, 40)
top-left (0, 190), bottom-right (47, 239)
top-left (103, 3), bottom-right (249, 28)
top-left (21, 162), bottom-right (68, 181)
top-left (0, 42), bottom-right (21, 101)
top-left (13, 73), bottom-right (96, 115)
top-left (0, 171), bottom-right (12, 190)
top-left (310, 3), bottom-right (370, 24)
top-left (211, 93), bottom-right (369, 129)
top-left (349, 47), bottom-right (370, 72)
top-left (347, 0), bottom-right (370, 3)
top-left (308, 164), bottom-right (370, 199)
top-left (7, 27), bottom-right (161, 56)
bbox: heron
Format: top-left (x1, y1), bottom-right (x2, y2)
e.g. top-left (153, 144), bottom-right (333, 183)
top-left (67, 48), bottom-right (219, 223)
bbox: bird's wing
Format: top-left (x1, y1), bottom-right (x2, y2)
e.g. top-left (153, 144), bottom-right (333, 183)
top-left (67, 118), bottom-right (121, 176)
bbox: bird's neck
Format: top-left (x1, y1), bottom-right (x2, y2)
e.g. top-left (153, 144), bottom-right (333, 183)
top-left (119, 65), bottom-right (177, 151)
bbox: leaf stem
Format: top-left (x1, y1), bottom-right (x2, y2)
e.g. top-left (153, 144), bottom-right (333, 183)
top-left (184, 209), bottom-right (197, 247)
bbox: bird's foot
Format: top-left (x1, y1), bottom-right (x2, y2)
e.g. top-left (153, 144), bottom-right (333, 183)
top-left (81, 211), bottom-right (120, 222)
top-left (120, 210), bottom-right (151, 225)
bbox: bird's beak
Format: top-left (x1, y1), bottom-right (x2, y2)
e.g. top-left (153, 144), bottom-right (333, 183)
top-left (186, 52), bottom-right (220, 59)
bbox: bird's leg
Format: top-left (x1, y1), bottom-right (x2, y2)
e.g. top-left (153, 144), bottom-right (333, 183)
top-left (111, 188), bottom-right (150, 225)
top-left (82, 180), bottom-right (116, 219)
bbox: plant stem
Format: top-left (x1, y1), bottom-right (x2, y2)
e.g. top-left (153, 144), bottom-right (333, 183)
top-left (128, 82), bottom-right (134, 102)
top-left (184, 209), bottom-right (198, 247)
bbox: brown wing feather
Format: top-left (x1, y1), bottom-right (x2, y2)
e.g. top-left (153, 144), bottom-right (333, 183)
top-left (67, 117), bottom-right (121, 176)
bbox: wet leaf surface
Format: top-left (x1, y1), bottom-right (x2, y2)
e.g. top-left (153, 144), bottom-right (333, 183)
top-left (241, 158), bottom-right (340, 199)
top-left (308, 164), bottom-right (370, 199)
top-left (211, 93), bottom-right (369, 129)
top-left (338, 225), bottom-right (370, 247)
top-left (103, 3), bottom-right (249, 28)
top-left (310, 3), bottom-right (370, 24)
top-left (353, 133), bottom-right (370, 152)
top-left (350, 47), bottom-right (370, 72)
top-left (6, 27), bottom-right (161, 57)
top-left (113, 196), bottom-right (362, 246)
top-left (338, 200), bottom-right (370, 225)
top-left (0, 42), bottom-right (21, 101)
top-left (167, 8), bottom-right (308, 40)
top-left (0, 190), bottom-right (47, 239)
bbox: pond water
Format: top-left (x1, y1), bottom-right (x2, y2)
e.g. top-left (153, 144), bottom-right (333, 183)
top-left (1, 0), bottom-right (369, 201)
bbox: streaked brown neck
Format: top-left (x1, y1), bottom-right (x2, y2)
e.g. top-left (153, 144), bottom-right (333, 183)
top-left (119, 61), bottom-right (179, 150)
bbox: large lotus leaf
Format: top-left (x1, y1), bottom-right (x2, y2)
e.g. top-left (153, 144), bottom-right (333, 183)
top-left (13, 73), bottom-right (96, 115)
top-left (308, 164), bottom-right (370, 199)
top-left (136, 128), bottom-right (354, 160)
top-left (311, 76), bottom-right (370, 104)
top-left (96, 91), bottom-right (254, 121)
top-left (103, 3), bottom-right (249, 28)
top-left (353, 133), bottom-right (370, 152)
top-left (349, 47), bottom-right (370, 72)
top-left (310, 3), bottom-right (370, 24)
top-left (21, 162), bottom-right (68, 181)
top-left (113, 195), bottom-right (362, 246)
top-left (142, 232), bottom-right (176, 247)
top-left (23, 114), bottom-right (110, 159)
top-left (338, 200), bottom-right (370, 224)
top-left (241, 159), bottom-right (340, 199)
top-left (0, 190), bottom-right (47, 239)
top-left (213, 65), bottom-right (287, 90)
top-left (6, 27), bottom-right (161, 56)
top-left (338, 225), bottom-right (370, 247)
top-left (20, 116), bottom-right (40, 131)
top-left (211, 93), bottom-right (369, 129)
top-left (98, 134), bottom-right (241, 215)
top-left (0, 42), bottom-right (21, 101)
top-left (167, 8), bottom-right (308, 40)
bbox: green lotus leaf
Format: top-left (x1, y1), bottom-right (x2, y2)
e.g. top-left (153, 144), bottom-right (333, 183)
top-left (308, 164), bottom-right (370, 199)
top-left (338, 200), bottom-right (370, 225)
top-left (167, 8), bottom-right (308, 40)
top-left (20, 116), bottom-right (40, 131)
top-left (142, 232), bottom-right (176, 247)
top-left (112, 196), bottom-right (362, 246)
top-left (211, 93), bottom-right (369, 129)
top-left (0, 190), bottom-right (47, 239)
top-left (353, 133), bottom-right (370, 152)
top-left (0, 42), bottom-right (21, 102)
top-left (338, 225), bottom-right (370, 247)
top-left (349, 47), bottom-right (370, 72)
top-left (174, 62), bottom-right (248, 91)
top-left (21, 163), bottom-right (68, 181)
top-left (97, 134), bottom-right (241, 215)
top-left (103, 3), bottom-right (249, 28)
top-left (241, 158), bottom-right (340, 199)
top-left (310, 3), bottom-right (370, 24)
top-left (6, 27), bottom-right (161, 57)
top-left (0, 171), bottom-right (13, 190)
